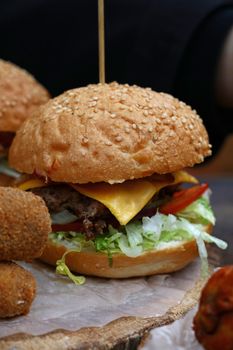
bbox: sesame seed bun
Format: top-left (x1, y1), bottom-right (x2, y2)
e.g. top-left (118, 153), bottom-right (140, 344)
top-left (40, 225), bottom-right (212, 278)
top-left (0, 186), bottom-right (51, 261)
top-left (9, 82), bottom-right (211, 184)
top-left (0, 59), bottom-right (50, 132)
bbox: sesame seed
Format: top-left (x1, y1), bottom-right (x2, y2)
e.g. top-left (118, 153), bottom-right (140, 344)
top-left (89, 101), bottom-right (97, 107)
top-left (132, 123), bottom-right (137, 129)
top-left (82, 137), bottom-right (88, 144)
top-left (125, 127), bottom-right (130, 133)
top-left (143, 110), bottom-right (149, 116)
top-left (110, 113), bottom-right (116, 118)
top-left (198, 155), bottom-right (204, 161)
top-left (189, 124), bottom-right (194, 130)
top-left (181, 118), bottom-right (187, 124)
top-left (148, 127), bottom-right (153, 133)
top-left (105, 141), bottom-right (112, 146)
top-left (171, 116), bottom-right (177, 121)
top-left (115, 136), bottom-right (122, 142)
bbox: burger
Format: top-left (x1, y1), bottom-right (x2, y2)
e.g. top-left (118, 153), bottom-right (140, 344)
top-left (9, 82), bottom-right (227, 281)
top-left (0, 59), bottom-right (50, 185)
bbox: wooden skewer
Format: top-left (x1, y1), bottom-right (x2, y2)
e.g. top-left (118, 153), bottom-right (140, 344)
top-left (98, 0), bottom-right (105, 84)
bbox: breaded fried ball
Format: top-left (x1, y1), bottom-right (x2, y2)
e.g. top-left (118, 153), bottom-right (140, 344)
top-left (193, 266), bottom-right (233, 350)
top-left (0, 187), bottom-right (51, 261)
top-left (0, 261), bottom-right (36, 318)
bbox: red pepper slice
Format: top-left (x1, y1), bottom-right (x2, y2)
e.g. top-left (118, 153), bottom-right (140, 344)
top-left (159, 183), bottom-right (208, 215)
top-left (52, 221), bottom-right (84, 232)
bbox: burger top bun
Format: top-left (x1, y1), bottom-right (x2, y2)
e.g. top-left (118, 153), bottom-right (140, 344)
top-left (9, 82), bottom-right (211, 184)
top-left (0, 59), bottom-right (50, 132)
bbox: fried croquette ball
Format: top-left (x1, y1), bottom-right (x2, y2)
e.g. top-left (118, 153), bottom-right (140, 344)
top-left (0, 187), bottom-right (51, 261)
top-left (193, 266), bottom-right (233, 350)
top-left (0, 261), bottom-right (36, 318)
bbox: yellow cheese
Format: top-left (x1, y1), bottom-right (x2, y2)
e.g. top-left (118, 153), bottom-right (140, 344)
top-left (18, 171), bottom-right (198, 225)
top-left (18, 178), bottom-right (46, 191)
top-left (72, 171), bottom-right (198, 225)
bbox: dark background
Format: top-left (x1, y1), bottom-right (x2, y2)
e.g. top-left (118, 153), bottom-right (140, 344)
top-left (0, 0), bottom-right (233, 154)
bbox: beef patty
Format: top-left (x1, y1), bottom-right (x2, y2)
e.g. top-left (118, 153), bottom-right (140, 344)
top-left (32, 185), bottom-right (111, 239)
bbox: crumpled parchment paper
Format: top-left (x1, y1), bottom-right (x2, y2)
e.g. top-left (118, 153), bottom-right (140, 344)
top-left (0, 259), bottom-right (202, 338)
top-left (140, 306), bottom-right (203, 350)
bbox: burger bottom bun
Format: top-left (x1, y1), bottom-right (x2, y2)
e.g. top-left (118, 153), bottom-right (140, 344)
top-left (40, 225), bottom-right (212, 278)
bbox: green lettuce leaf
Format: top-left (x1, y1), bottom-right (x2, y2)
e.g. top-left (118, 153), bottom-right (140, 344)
top-left (51, 197), bottom-right (227, 282)
top-left (177, 196), bottom-right (215, 225)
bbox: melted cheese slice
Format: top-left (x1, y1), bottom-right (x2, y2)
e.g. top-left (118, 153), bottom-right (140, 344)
top-left (18, 171), bottom-right (198, 225)
top-left (18, 178), bottom-right (46, 191)
top-left (72, 171), bottom-right (198, 225)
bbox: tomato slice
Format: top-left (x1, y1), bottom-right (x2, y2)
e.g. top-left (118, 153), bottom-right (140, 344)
top-left (159, 183), bottom-right (208, 215)
top-left (52, 221), bottom-right (84, 232)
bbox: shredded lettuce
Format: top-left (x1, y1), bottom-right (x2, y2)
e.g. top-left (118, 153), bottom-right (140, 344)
top-left (56, 248), bottom-right (86, 285)
top-left (177, 196), bottom-right (215, 225)
top-left (51, 196), bottom-right (227, 282)
top-left (50, 231), bottom-right (94, 250)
